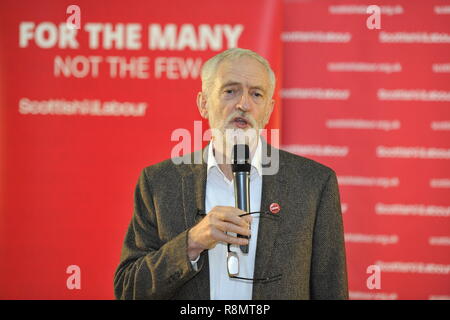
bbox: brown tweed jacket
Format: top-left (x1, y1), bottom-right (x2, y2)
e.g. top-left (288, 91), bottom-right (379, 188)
top-left (114, 144), bottom-right (348, 300)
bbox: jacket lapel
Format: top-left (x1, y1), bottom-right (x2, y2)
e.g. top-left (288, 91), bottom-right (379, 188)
top-left (252, 145), bottom-right (285, 299)
top-left (180, 151), bottom-right (207, 228)
top-left (178, 148), bottom-right (210, 299)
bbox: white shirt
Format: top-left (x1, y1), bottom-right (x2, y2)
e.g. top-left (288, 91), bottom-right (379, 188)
top-left (200, 138), bottom-right (263, 300)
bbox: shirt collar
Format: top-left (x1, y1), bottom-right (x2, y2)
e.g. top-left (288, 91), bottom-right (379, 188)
top-left (207, 137), bottom-right (263, 177)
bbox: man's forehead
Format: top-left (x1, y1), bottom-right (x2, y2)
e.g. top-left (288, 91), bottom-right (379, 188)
top-left (214, 58), bottom-right (270, 89)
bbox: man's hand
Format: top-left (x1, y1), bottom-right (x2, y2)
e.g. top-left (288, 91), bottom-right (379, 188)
top-left (187, 206), bottom-right (252, 260)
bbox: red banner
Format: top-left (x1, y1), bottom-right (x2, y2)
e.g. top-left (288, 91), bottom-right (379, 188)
top-left (282, 0), bottom-right (450, 300)
top-left (0, 0), bottom-right (282, 299)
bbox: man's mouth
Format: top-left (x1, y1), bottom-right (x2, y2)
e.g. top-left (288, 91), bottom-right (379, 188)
top-left (231, 116), bottom-right (250, 129)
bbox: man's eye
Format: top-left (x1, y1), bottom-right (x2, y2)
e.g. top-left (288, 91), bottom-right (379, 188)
top-left (253, 92), bottom-right (263, 98)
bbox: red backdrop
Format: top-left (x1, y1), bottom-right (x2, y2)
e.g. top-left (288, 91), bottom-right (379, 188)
top-left (0, 0), bottom-right (282, 299)
top-left (282, 0), bottom-right (450, 300)
top-left (0, 0), bottom-right (449, 300)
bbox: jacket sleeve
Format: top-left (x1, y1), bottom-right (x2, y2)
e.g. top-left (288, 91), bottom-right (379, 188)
top-left (310, 171), bottom-right (349, 299)
top-left (113, 169), bottom-right (202, 299)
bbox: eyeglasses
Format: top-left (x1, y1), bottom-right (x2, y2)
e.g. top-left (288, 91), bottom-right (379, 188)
top-left (227, 211), bottom-right (282, 283)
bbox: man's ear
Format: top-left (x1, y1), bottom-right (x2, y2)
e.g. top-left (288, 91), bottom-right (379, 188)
top-left (197, 92), bottom-right (208, 119)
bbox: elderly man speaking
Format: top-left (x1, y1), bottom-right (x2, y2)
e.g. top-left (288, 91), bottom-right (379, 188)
top-left (114, 48), bottom-right (348, 300)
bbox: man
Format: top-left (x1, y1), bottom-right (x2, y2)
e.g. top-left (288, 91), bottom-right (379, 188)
top-left (114, 48), bottom-right (348, 300)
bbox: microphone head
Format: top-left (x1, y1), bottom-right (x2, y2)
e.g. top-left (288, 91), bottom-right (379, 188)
top-left (232, 144), bottom-right (251, 173)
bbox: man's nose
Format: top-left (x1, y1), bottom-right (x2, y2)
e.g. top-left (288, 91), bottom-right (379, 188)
top-left (236, 92), bottom-right (250, 112)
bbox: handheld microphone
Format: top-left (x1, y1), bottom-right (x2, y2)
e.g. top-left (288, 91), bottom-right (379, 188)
top-left (232, 144), bottom-right (251, 254)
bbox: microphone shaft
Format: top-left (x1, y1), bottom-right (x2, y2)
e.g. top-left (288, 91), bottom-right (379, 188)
top-left (234, 171), bottom-right (250, 253)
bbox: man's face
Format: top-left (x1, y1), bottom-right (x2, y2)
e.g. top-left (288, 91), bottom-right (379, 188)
top-left (197, 56), bottom-right (275, 156)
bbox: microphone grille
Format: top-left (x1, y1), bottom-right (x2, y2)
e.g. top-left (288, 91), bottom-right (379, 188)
top-left (232, 144), bottom-right (251, 173)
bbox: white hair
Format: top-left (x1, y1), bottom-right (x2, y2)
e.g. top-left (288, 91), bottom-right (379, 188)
top-left (201, 48), bottom-right (276, 97)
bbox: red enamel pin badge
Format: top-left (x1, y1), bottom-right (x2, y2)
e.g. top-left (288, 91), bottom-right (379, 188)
top-left (269, 203), bottom-right (281, 214)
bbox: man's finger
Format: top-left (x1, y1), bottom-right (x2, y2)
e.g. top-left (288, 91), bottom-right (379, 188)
top-left (216, 210), bottom-right (250, 228)
top-left (215, 221), bottom-right (251, 237)
top-left (215, 231), bottom-right (250, 246)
